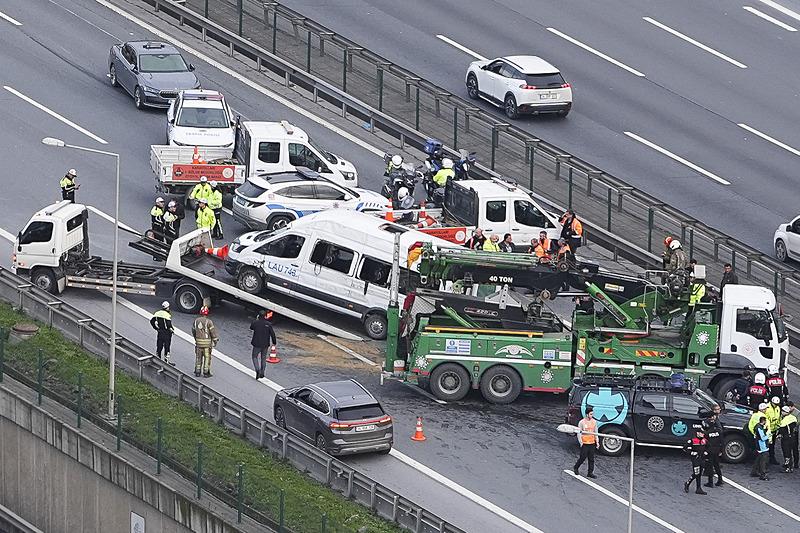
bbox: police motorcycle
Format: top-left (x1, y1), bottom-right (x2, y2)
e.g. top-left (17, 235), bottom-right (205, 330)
top-left (454, 149), bottom-right (477, 181)
top-left (381, 153), bottom-right (420, 206)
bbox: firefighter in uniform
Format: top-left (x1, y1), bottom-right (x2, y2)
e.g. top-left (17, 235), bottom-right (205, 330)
top-left (208, 180), bottom-right (224, 239)
top-left (766, 364), bottom-right (789, 404)
top-left (149, 301), bottom-right (175, 365)
top-left (60, 169), bottom-right (79, 202)
top-left (703, 416), bottom-right (724, 487)
top-left (779, 405), bottom-right (799, 472)
top-left (192, 306), bottom-right (219, 377)
top-left (746, 373), bottom-right (768, 410)
top-left (684, 427), bottom-right (708, 495)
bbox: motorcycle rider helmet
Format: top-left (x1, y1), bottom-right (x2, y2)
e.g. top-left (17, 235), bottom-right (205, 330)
top-left (783, 405), bottom-right (792, 414)
top-left (754, 372), bottom-right (766, 385)
top-left (200, 176), bottom-right (208, 183)
top-left (397, 187), bottom-right (409, 200)
top-left (210, 180), bottom-right (218, 188)
top-left (161, 301), bottom-right (170, 310)
top-left (200, 306), bottom-right (210, 316)
top-left (442, 158), bottom-right (454, 169)
top-left (391, 154), bottom-right (403, 167)
top-left (67, 168), bottom-right (78, 177)
top-left (772, 396), bottom-right (781, 405)
top-left (767, 364), bottom-right (779, 375)
top-left (669, 240), bottom-right (682, 250)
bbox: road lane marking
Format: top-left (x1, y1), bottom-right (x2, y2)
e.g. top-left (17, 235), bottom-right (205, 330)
top-left (546, 28), bottom-right (646, 77)
top-left (0, 10), bottom-right (22, 25)
top-left (435, 35), bottom-right (488, 61)
top-left (316, 334), bottom-right (378, 366)
top-left (3, 86), bottom-right (108, 144)
top-left (86, 206), bottom-right (142, 235)
top-left (743, 6), bottom-right (798, 30)
top-left (563, 470), bottom-right (684, 532)
top-left (758, 0), bottom-right (800, 22)
top-left (643, 17), bottom-right (748, 69)
top-left (738, 123), bottom-right (800, 157)
top-left (45, 0), bottom-right (120, 39)
top-left (0, 228), bottom-right (15, 243)
top-left (91, 0), bottom-right (383, 157)
top-left (788, 363), bottom-right (800, 376)
top-left (724, 477), bottom-right (800, 522)
top-left (623, 132), bottom-right (731, 185)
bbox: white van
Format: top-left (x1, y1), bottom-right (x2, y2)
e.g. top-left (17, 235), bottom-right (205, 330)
top-left (233, 120), bottom-right (358, 187)
top-left (224, 210), bottom-right (452, 339)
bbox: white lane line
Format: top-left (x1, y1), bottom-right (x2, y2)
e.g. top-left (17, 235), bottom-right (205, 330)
top-left (3, 86), bottom-right (108, 144)
top-left (743, 6), bottom-right (798, 31)
top-left (623, 131), bottom-right (731, 185)
top-left (91, 0), bottom-right (382, 157)
top-left (724, 477), bottom-right (800, 522)
top-left (563, 470), bottom-right (684, 533)
top-left (435, 35), bottom-right (488, 61)
top-left (86, 206), bottom-right (141, 235)
top-left (0, 228), bottom-right (16, 243)
top-left (0, 10), bottom-right (22, 25)
top-left (45, 0), bottom-right (120, 39)
top-left (788, 363), bottom-right (800, 376)
top-left (546, 28), bottom-right (646, 77)
top-left (643, 17), bottom-right (748, 69)
top-left (758, 0), bottom-right (800, 22)
top-left (738, 123), bottom-right (800, 157)
top-left (316, 334), bottom-right (378, 366)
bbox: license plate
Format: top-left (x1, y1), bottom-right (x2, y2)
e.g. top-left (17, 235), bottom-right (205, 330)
top-left (539, 92), bottom-right (557, 100)
top-left (355, 424), bottom-right (376, 432)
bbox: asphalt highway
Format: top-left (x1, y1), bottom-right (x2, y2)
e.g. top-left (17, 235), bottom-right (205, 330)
top-left (277, 0), bottom-right (800, 254)
top-left (1, 1), bottom-right (800, 532)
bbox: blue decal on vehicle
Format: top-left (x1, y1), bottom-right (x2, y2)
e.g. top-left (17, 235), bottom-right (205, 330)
top-left (732, 406), bottom-right (749, 414)
top-left (671, 420), bottom-right (688, 436)
top-left (581, 387), bottom-right (629, 427)
top-left (265, 204), bottom-right (318, 218)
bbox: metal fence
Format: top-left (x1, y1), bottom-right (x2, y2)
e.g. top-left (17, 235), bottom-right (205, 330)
top-left (138, 0), bottom-right (800, 343)
top-left (0, 267), bottom-right (463, 533)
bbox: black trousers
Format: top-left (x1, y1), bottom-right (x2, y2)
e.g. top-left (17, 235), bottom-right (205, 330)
top-left (212, 209), bottom-right (223, 238)
top-left (705, 452), bottom-right (722, 482)
top-left (782, 436), bottom-right (799, 469)
top-left (156, 330), bottom-right (172, 358)
top-left (687, 458), bottom-right (703, 490)
top-left (574, 444), bottom-right (595, 474)
top-left (251, 345), bottom-right (269, 376)
top-left (751, 452), bottom-right (769, 477)
top-left (769, 439), bottom-right (779, 463)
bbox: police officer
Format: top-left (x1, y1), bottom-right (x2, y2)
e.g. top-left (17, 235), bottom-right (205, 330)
top-left (766, 396), bottom-right (782, 465)
top-left (195, 198), bottom-right (216, 232)
top-left (385, 154), bottom-right (404, 175)
top-left (189, 176), bottom-right (212, 209)
top-left (779, 405), bottom-right (798, 472)
top-left (684, 427), bottom-right (708, 495)
top-left (163, 200), bottom-right (180, 245)
top-left (150, 197), bottom-right (166, 239)
top-left (730, 370), bottom-right (751, 405)
top-left (432, 158), bottom-right (455, 189)
top-left (766, 364), bottom-right (788, 404)
top-left (60, 168), bottom-right (79, 202)
top-left (208, 180), bottom-right (224, 239)
top-left (149, 301), bottom-right (175, 365)
top-left (703, 416), bottom-right (724, 487)
top-left (746, 373), bottom-right (768, 409)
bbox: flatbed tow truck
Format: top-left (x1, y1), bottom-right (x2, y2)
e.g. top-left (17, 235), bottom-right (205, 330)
top-left (383, 241), bottom-right (789, 403)
top-left (11, 201), bottom-right (360, 340)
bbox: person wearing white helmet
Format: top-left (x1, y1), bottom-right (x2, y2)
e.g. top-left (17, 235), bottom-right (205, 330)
top-left (196, 198), bottom-right (216, 232)
top-left (60, 168), bottom-right (80, 202)
top-left (149, 197), bottom-right (167, 260)
top-left (385, 153), bottom-right (404, 175)
top-left (432, 157), bottom-right (455, 188)
top-left (149, 301), bottom-right (175, 365)
top-left (668, 239), bottom-right (688, 273)
top-left (778, 404), bottom-right (798, 472)
top-left (163, 200), bottom-right (181, 245)
top-left (766, 364), bottom-right (788, 404)
top-left (189, 175), bottom-right (212, 209)
top-left (208, 180), bottom-right (224, 239)
top-left (746, 372), bottom-right (769, 410)
top-left (396, 186), bottom-right (414, 210)
top-left (766, 396), bottom-right (783, 465)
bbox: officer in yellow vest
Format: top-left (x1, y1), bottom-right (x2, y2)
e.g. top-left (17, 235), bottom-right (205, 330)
top-left (60, 169), bottom-right (79, 202)
top-left (208, 180), bottom-right (224, 239)
top-left (196, 198), bottom-right (216, 232)
top-left (779, 405), bottom-right (798, 472)
top-left (189, 176), bottom-right (212, 209)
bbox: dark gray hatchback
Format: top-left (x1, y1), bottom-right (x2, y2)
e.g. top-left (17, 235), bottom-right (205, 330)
top-left (273, 380), bottom-right (393, 456)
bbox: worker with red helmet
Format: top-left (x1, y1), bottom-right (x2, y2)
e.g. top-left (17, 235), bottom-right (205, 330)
top-left (192, 305), bottom-right (219, 377)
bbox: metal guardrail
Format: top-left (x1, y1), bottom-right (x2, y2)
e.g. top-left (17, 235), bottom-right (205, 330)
top-left (135, 0), bottom-right (800, 345)
top-left (0, 267), bottom-right (464, 533)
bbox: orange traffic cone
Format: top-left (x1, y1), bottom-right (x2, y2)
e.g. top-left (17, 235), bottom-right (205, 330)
top-left (410, 416), bottom-right (426, 441)
top-left (416, 202), bottom-right (435, 228)
top-left (192, 146), bottom-right (200, 164)
top-left (267, 345), bottom-right (281, 364)
top-left (384, 198), bottom-right (395, 222)
top-left (205, 244), bottom-right (229, 260)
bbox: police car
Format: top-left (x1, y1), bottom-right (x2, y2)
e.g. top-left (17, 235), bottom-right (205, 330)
top-left (565, 376), bottom-right (753, 463)
top-left (231, 168), bottom-right (386, 231)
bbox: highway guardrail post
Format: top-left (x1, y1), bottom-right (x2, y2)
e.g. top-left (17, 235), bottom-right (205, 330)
top-left (525, 139), bottom-right (540, 190)
top-left (237, 0), bottom-right (243, 36)
top-left (116, 396), bottom-right (123, 451)
top-left (37, 349), bottom-right (43, 405)
top-left (0, 329), bottom-right (4, 383)
top-left (321, 513), bottom-right (327, 533)
top-left (237, 463), bottom-right (244, 523)
top-left (342, 48), bottom-right (348, 92)
top-left (617, 186), bottom-right (632, 212)
top-left (415, 86), bottom-right (420, 130)
top-left (204, 0), bottom-right (209, 19)
top-left (731, 250), bottom-right (736, 272)
top-left (491, 126), bottom-right (497, 170)
top-left (774, 271), bottom-right (780, 296)
top-left (279, 489), bottom-right (285, 531)
top-left (377, 66), bottom-right (385, 111)
top-left (568, 167), bottom-right (574, 209)
top-left (587, 170), bottom-right (601, 197)
top-left (647, 208), bottom-right (654, 252)
top-left (453, 107), bottom-right (458, 149)
top-left (607, 188), bottom-right (613, 231)
top-left (77, 372), bottom-right (83, 428)
top-left (156, 416), bottom-right (163, 475)
top-left (306, 31), bottom-right (312, 72)
top-left (272, 9), bottom-right (278, 54)
top-left (688, 227), bottom-right (694, 259)
top-left (196, 442), bottom-right (204, 499)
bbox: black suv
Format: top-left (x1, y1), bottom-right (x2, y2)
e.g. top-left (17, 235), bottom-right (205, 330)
top-left (566, 376), bottom-right (752, 463)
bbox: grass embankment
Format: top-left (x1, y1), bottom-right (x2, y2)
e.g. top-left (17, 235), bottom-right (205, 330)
top-left (0, 302), bottom-right (400, 533)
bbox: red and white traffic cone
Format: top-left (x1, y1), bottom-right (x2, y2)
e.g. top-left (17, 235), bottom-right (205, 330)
top-left (205, 244), bottom-right (229, 260)
top-left (410, 416), bottom-right (427, 442)
top-left (266, 345), bottom-right (281, 364)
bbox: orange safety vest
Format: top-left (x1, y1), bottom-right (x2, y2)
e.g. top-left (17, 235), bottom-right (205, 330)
top-left (580, 418), bottom-right (597, 445)
top-left (558, 243), bottom-right (571, 259)
top-left (571, 218), bottom-right (583, 237)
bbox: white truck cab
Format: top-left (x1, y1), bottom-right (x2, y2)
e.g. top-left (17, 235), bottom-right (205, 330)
top-left (233, 120), bottom-right (358, 187)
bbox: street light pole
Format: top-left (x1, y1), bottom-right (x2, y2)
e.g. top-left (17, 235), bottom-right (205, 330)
top-left (42, 137), bottom-right (121, 420)
top-left (558, 424), bottom-right (635, 533)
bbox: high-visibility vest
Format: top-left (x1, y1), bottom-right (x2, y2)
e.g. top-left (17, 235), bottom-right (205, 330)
top-left (533, 244), bottom-right (547, 258)
top-left (558, 243), bottom-right (571, 260)
top-left (580, 418), bottom-right (597, 444)
top-left (432, 168), bottom-right (454, 187)
top-left (780, 413), bottom-right (798, 429)
top-left (571, 218), bottom-right (583, 237)
top-left (196, 206), bottom-right (216, 230)
top-left (190, 183), bottom-right (212, 201)
top-left (208, 189), bottom-right (223, 210)
top-left (482, 240), bottom-right (500, 252)
top-left (689, 283), bottom-right (706, 306)
top-left (60, 176), bottom-right (76, 191)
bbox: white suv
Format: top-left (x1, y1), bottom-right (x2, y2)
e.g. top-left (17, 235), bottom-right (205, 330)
top-left (774, 215), bottom-right (800, 262)
top-left (232, 169), bottom-right (386, 231)
top-left (465, 55), bottom-right (572, 119)
top-left (166, 90), bottom-right (235, 147)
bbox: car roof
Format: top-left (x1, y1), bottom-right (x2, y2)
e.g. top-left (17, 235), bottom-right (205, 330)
top-left (247, 168), bottom-right (336, 189)
top-left (127, 40), bottom-right (180, 55)
top-left (502, 55), bottom-right (559, 74)
top-left (308, 380), bottom-right (376, 407)
top-left (242, 120), bottom-right (308, 142)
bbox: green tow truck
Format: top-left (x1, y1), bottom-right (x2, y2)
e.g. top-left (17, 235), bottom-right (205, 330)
top-left (383, 241), bottom-right (789, 404)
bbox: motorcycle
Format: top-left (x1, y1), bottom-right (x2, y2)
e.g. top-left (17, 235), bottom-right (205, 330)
top-left (381, 154), bottom-right (419, 205)
top-left (421, 161), bottom-right (445, 207)
top-left (454, 149), bottom-right (477, 181)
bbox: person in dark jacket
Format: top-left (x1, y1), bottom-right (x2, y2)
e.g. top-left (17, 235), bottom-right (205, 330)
top-left (779, 405), bottom-right (798, 472)
top-left (149, 301), bottom-right (175, 365)
top-left (731, 370), bottom-right (751, 405)
top-left (720, 263), bottom-right (739, 291)
top-left (684, 428), bottom-right (708, 494)
top-left (250, 309), bottom-right (277, 380)
top-left (464, 228), bottom-right (485, 250)
top-left (703, 415), bottom-right (724, 487)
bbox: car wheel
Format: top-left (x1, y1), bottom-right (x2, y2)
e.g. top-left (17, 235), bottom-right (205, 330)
top-left (723, 433), bottom-right (748, 463)
top-left (504, 94), bottom-right (519, 119)
top-left (775, 239), bottom-right (789, 262)
top-left (598, 427), bottom-right (629, 456)
top-left (173, 284), bottom-right (203, 313)
top-left (134, 86), bottom-right (144, 110)
top-left (479, 365), bottom-right (522, 404)
top-left (315, 433), bottom-right (328, 452)
top-left (558, 109), bottom-right (570, 118)
top-left (466, 74), bottom-right (479, 99)
top-left (31, 268), bottom-right (58, 295)
top-left (109, 64), bottom-right (118, 87)
top-left (268, 215), bottom-right (292, 231)
top-left (274, 406), bottom-right (287, 429)
top-left (364, 313), bottom-right (388, 340)
top-left (429, 363), bottom-right (470, 401)
top-left (237, 266), bottom-right (264, 294)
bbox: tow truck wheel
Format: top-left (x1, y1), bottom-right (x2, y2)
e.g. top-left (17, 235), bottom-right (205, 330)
top-left (430, 363), bottom-right (470, 401)
top-left (173, 285), bottom-right (203, 314)
top-left (598, 427), bottom-right (629, 456)
top-left (723, 433), bottom-right (748, 464)
top-left (274, 406), bottom-right (287, 429)
top-left (480, 365), bottom-right (522, 404)
top-left (31, 268), bottom-right (58, 295)
top-left (364, 313), bottom-right (388, 340)
top-left (713, 377), bottom-right (737, 400)
top-left (237, 267), bottom-right (264, 294)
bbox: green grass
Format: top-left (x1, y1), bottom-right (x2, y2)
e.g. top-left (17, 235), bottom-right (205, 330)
top-left (0, 303), bottom-right (401, 533)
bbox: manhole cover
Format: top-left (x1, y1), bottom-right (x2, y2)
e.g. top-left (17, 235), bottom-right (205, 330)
top-left (12, 323), bottom-right (39, 334)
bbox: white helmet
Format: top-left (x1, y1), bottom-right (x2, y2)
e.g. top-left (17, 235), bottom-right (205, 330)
top-left (210, 180), bottom-right (218, 187)
top-left (161, 301), bottom-right (170, 309)
top-left (391, 154), bottom-right (403, 167)
top-left (758, 402), bottom-right (769, 411)
top-left (669, 240), bottom-right (682, 250)
top-left (168, 200), bottom-right (177, 208)
top-left (442, 158), bottom-right (454, 169)
top-left (200, 176), bottom-right (208, 183)
top-left (397, 187), bottom-right (409, 200)
top-left (771, 396), bottom-right (781, 405)
top-left (754, 372), bottom-right (766, 385)
top-left (67, 169), bottom-right (77, 177)
top-left (155, 197), bottom-right (165, 204)
top-left (767, 364), bottom-right (779, 375)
